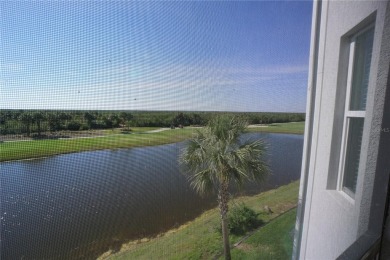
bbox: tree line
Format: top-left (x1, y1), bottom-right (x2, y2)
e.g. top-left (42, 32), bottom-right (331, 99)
top-left (0, 110), bottom-right (305, 136)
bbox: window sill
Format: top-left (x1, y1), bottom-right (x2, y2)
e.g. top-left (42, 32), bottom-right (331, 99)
top-left (326, 189), bottom-right (355, 209)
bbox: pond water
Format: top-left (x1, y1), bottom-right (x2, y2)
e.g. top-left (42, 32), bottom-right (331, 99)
top-left (0, 133), bottom-right (303, 259)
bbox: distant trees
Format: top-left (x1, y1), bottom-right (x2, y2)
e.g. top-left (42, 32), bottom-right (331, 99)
top-left (0, 110), bottom-right (305, 136)
top-left (0, 111), bottom-right (18, 135)
top-left (0, 117), bottom-right (5, 126)
top-left (105, 114), bottom-right (120, 129)
top-left (84, 112), bottom-right (96, 129)
top-left (0, 112), bottom-right (7, 135)
top-left (172, 113), bottom-right (207, 127)
top-left (243, 112), bottom-right (305, 125)
top-left (120, 112), bottom-right (133, 130)
top-left (19, 112), bottom-right (34, 136)
top-left (67, 121), bottom-right (81, 131)
top-left (47, 112), bottom-right (61, 132)
top-left (173, 113), bottom-right (190, 127)
top-left (32, 112), bottom-right (45, 136)
top-left (191, 113), bottom-right (205, 126)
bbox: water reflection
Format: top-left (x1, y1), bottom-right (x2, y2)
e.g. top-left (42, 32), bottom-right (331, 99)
top-left (1, 133), bottom-right (303, 259)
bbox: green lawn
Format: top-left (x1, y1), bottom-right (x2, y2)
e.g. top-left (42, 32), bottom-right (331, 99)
top-left (100, 181), bottom-right (299, 260)
top-left (0, 128), bottom-right (195, 162)
top-left (0, 122), bottom-right (304, 162)
top-left (102, 127), bottom-right (161, 134)
top-left (248, 122), bottom-right (305, 135)
top-left (230, 209), bottom-right (297, 260)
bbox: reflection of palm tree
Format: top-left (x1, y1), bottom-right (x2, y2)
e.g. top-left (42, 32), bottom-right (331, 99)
top-left (180, 116), bottom-right (268, 260)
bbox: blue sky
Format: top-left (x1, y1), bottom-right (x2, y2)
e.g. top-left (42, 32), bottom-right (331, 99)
top-left (1, 1), bottom-right (312, 112)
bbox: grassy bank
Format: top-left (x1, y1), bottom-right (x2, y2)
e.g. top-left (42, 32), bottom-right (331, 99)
top-left (0, 122), bottom-right (304, 162)
top-left (99, 181), bottom-right (299, 259)
top-left (101, 127), bottom-right (161, 134)
top-left (0, 128), bottom-right (195, 162)
top-left (248, 121), bottom-right (304, 135)
top-left (230, 209), bottom-right (297, 259)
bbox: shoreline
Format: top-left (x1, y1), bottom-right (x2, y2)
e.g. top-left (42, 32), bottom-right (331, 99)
top-left (98, 181), bottom-right (300, 259)
top-left (0, 122), bottom-right (304, 162)
top-left (0, 128), bottom-right (195, 162)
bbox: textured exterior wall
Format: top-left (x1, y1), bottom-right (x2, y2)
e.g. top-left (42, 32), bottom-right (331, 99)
top-left (297, 1), bottom-right (390, 259)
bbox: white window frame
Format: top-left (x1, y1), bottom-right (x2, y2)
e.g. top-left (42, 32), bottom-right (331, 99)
top-left (337, 25), bottom-right (374, 199)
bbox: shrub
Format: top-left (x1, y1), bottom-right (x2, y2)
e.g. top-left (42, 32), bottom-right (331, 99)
top-left (227, 203), bottom-right (262, 235)
top-left (67, 121), bottom-right (81, 131)
top-left (80, 124), bottom-right (89, 131)
top-left (0, 128), bottom-right (8, 135)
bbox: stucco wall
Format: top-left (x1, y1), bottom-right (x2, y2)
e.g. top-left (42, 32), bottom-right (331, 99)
top-left (298, 1), bottom-right (390, 259)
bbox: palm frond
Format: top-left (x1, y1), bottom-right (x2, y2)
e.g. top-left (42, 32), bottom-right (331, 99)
top-left (188, 168), bottom-right (216, 195)
top-left (179, 115), bottom-right (269, 195)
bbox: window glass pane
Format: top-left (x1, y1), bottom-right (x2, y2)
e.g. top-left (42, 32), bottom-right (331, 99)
top-left (349, 27), bottom-right (374, 111)
top-left (342, 117), bottom-right (364, 195)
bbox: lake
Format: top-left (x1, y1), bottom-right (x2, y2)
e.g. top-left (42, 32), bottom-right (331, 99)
top-left (0, 133), bottom-right (303, 259)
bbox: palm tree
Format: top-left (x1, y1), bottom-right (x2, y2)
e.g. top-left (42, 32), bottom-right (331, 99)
top-left (180, 116), bottom-right (268, 260)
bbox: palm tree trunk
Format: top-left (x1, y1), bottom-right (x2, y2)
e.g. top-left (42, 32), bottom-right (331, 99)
top-left (218, 180), bottom-right (231, 260)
